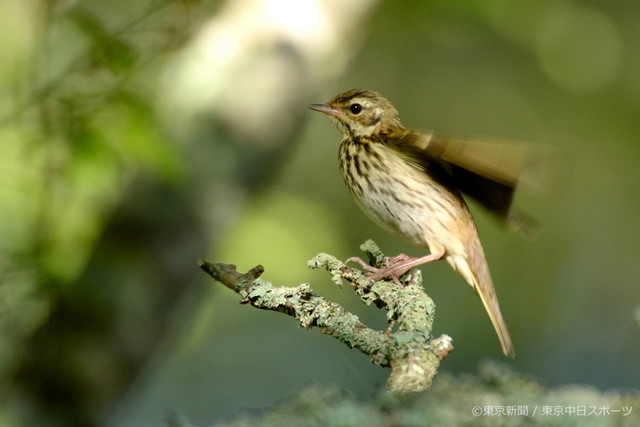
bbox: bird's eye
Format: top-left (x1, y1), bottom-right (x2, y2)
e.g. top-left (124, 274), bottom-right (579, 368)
top-left (349, 103), bottom-right (362, 114)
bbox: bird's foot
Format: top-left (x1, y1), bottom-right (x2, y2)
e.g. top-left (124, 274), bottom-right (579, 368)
top-left (346, 252), bottom-right (443, 285)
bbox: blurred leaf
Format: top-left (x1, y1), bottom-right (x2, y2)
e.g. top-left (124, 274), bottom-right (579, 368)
top-left (71, 7), bottom-right (137, 74)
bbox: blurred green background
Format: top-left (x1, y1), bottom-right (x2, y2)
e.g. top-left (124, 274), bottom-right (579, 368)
top-left (1, 0), bottom-right (639, 426)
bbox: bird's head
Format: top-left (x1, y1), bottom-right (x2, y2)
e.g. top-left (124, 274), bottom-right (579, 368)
top-left (308, 89), bottom-right (404, 139)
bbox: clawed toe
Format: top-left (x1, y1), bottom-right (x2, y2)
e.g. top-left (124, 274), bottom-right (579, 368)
top-left (345, 256), bottom-right (380, 273)
top-left (345, 251), bottom-right (443, 285)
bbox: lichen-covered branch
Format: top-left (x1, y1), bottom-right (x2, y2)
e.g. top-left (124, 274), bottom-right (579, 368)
top-left (181, 362), bottom-right (640, 427)
top-left (198, 260), bottom-right (392, 365)
top-left (198, 240), bottom-right (453, 392)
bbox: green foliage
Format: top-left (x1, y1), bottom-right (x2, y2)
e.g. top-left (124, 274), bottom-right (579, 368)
top-left (0, 1), bottom-right (201, 425)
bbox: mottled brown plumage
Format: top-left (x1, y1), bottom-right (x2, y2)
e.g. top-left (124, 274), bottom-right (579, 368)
top-left (309, 89), bottom-right (516, 357)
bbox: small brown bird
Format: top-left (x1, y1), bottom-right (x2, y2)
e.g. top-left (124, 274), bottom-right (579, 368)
top-left (308, 89), bottom-right (537, 357)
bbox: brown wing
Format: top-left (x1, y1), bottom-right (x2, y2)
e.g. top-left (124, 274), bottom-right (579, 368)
top-left (392, 131), bottom-right (560, 236)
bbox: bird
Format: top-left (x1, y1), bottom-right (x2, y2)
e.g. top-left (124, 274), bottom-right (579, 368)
top-left (308, 88), bottom-right (535, 357)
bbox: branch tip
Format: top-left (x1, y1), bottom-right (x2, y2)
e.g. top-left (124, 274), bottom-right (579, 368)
top-left (198, 261), bottom-right (264, 291)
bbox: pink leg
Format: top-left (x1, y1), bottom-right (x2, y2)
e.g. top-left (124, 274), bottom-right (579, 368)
top-left (345, 250), bottom-right (445, 283)
top-left (370, 252), bottom-right (444, 280)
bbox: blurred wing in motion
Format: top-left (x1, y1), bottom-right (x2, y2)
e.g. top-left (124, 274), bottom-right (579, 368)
top-left (396, 132), bottom-right (566, 237)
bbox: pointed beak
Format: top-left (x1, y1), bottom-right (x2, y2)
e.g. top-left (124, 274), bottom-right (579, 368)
top-left (307, 103), bottom-right (342, 117)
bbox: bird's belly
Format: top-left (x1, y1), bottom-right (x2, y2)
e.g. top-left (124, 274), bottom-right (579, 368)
top-left (344, 155), bottom-right (469, 252)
